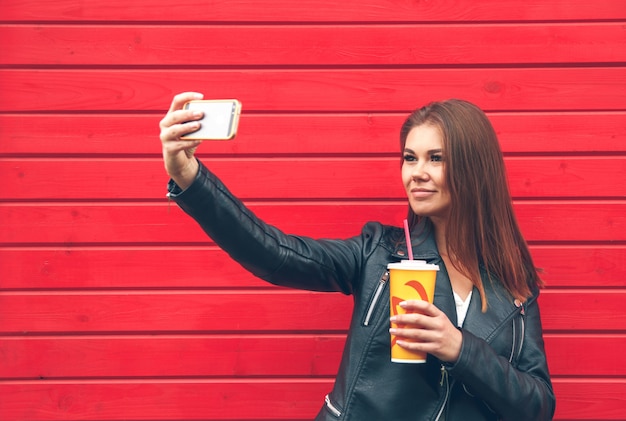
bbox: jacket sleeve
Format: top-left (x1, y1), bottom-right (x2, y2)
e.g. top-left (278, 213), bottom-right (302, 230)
top-left (168, 159), bottom-right (373, 294)
top-left (447, 293), bottom-right (556, 421)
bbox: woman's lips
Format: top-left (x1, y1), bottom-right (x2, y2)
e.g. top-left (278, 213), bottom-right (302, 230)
top-left (410, 188), bottom-right (436, 198)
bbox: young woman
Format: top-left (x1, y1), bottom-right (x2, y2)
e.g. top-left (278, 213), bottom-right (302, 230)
top-left (159, 92), bottom-right (555, 420)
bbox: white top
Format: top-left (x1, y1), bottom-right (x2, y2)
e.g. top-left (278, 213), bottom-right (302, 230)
top-left (453, 290), bottom-right (473, 327)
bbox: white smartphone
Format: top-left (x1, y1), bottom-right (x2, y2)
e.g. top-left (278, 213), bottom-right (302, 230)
top-left (181, 99), bottom-right (242, 140)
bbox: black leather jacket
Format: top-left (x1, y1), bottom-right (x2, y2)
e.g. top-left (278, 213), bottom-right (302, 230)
top-left (168, 161), bottom-right (555, 421)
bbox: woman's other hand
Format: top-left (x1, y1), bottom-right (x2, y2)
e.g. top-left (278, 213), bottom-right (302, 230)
top-left (159, 92), bottom-right (205, 189)
top-left (390, 300), bottom-right (463, 363)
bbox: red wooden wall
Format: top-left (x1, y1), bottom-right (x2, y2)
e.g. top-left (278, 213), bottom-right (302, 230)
top-left (1, 1), bottom-right (625, 419)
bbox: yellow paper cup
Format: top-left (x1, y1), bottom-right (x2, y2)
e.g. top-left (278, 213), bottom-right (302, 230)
top-left (388, 260), bottom-right (439, 363)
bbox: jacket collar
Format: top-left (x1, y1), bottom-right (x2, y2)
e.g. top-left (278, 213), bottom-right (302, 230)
top-left (462, 274), bottom-right (520, 343)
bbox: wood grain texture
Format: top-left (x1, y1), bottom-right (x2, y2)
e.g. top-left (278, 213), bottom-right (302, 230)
top-left (2, 0), bottom-right (625, 22)
top-left (1, 334), bottom-right (624, 379)
top-left (2, 112), bottom-right (626, 156)
top-left (1, 202), bottom-right (625, 245)
top-left (3, 23), bottom-right (625, 66)
top-left (0, 290), bottom-right (623, 334)
top-left (1, 68), bottom-right (625, 113)
top-left (2, 157), bottom-right (624, 200)
top-left (0, 291), bottom-right (355, 334)
top-left (0, 335), bottom-right (346, 378)
top-left (0, 380), bottom-right (624, 420)
top-left (0, 380), bottom-right (333, 420)
top-left (1, 245), bottom-right (623, 289)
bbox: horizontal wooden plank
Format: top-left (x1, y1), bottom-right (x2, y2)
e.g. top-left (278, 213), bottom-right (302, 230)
top-left (1, 202), bottom-right (624, 245)
top-left (544, 334), bottom-right (626, 377)
top-left (506, 156), bottom-right (626, 198)
top-left (513, 202), bottom-right (626, 243)
top-left (0, 290), bottom-right (623, 334)
top-left (1, 334), bottom-right (624, 379)
top-left (538, 291), bottom-right (626, 332)
top-left (0, 379), bottom-right (623, 420)
top-left (2, 157), bottom-right (624, 200)
top-left (2, 0), bottom-right (625, 22)
top-left (1, 245), bottom-right (623, 289)
top-left (1, 112), bottom-right (625, 156)
top-left (0, 291), bottom-right (355, 334)
top-left (0, 380), bottom-right (332, 420)
top-left (0, 202), bottom-right (406, 245)
top-left (532, 246), bottom-right (626, 288)
top-left (3, 23), bottom-right (624, 66)
top-left (0, 335), bottom-right (344, 378)
top-left (1, 68), bottom-right (624, 112)
top-left (553, 379), bottom-right (626, 420)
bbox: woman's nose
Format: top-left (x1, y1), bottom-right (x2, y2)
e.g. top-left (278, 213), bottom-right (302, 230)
top-left (411, 162), bottom-right (429, 181)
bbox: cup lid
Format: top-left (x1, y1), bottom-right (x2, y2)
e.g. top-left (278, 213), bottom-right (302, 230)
top-left (387, 260), bottom-right (439, 271)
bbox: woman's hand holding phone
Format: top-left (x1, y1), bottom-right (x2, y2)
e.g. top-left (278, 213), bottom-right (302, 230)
top-left (159, 92), bottom-right (206, 190)
top-left (160, 92), bottom-right (242, 189)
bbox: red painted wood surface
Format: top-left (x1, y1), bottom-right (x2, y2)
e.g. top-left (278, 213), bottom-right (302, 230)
top-left (1, 0), bottom-right (625, 420)
top-left (2, 0), bottom-right (625, 22)
top-left (0, 290), bottom-right (624, 333)
top-left (2, 334), bottom-right (625, 378)
top-left (2, 68), bottom-right (625, 112)
top-left (0, 245), bottom-right (623, 290)
top-left (2, 112), bottom-right (625, 155)
top-left (2, 157), bottom-right (625, 200)
top-left (3, 23), bottom-right (625, 66)
top-left (1, 380), bottom-right (625, 420)
top-left (2, 202), bottom-right (625, 244)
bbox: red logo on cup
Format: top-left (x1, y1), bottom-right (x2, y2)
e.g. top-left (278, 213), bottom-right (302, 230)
top-left (390, 280), bottom-right (430, 347)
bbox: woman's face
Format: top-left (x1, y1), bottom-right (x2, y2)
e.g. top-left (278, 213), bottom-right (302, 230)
top-left (401, 124), bottom-right (451, 221)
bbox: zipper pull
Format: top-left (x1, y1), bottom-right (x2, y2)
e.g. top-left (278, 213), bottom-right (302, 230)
top-left (439, 364), bottom-right (449, 387)
top-left (514, 298), bottom-right (526, 316)
top-left (380, 270), bottom-right (390, 284)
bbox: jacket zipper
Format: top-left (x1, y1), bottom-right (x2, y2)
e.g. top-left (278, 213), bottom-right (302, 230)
top-left (363, 270), bottom-right (389, 326)
top-left (508, 318), bottom-right (517, 363)
top-left (325, 394), bottom-right (342, 417)
top-left (517, 307), bottom-right (526, 362)
top-left (509, 306), bottom-right (526, 364)
top-left (435, 364), bottom-right (450, 421)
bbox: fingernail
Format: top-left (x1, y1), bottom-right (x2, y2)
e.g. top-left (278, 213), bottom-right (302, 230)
top-left (399, 301), bottom-right (408, 308)
top-left (390, 316), bottom-right (397, 322)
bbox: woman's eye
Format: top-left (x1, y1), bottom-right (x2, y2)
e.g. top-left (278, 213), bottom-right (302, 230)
top-left (403, 154), bottom-right (416, 162)
top-left (431, 154), bottom-right (443, 162)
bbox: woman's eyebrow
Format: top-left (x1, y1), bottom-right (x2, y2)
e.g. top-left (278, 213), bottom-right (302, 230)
top-left (404, 148), bottom-right (443, 154)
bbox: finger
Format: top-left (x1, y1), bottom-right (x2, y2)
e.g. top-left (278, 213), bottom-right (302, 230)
top-left (168, 92), bottom-right (204, 113)
top-left (391, 323), bottom-right (440, 338)
top-left (400, 300), bottom-right (438, 316)
top-left (391, 326), bottom-right (446, 354)
top-left (391, 312), bottom-right (429, 328)
top-left (395, 338), bottom-right (437, 356)
top-left (159, 92), bottom-right (204, 130)
top-left (160, 108), bottom-right (203, 133)
top-left (392, 325), bottom-right (463, 362)
top-left (160, 118), bottom-right (202, 142)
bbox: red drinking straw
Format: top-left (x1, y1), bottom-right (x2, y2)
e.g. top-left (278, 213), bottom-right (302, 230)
top-left (403, 219), bottom-right (414, 260)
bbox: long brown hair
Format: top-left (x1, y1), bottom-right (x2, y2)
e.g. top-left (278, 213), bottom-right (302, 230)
top-left (400, 99), bottom-right (542, 311)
